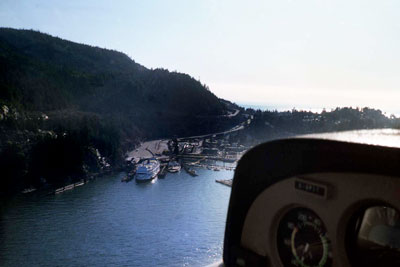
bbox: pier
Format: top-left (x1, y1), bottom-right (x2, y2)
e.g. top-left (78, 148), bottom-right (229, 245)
top-left (216, 179), bottom-right (233, 187)
top-left (184, 162), bottom-right (235, 171)
top-left (54, 180), bottom-right (86, 194)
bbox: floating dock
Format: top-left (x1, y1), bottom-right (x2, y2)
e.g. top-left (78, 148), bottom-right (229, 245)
top-left (54, 180), bottom-right (87, 194)
top-left (216, 179), bottom-right (233, 187)
top-left (189, 163), bottom-right (235, 171)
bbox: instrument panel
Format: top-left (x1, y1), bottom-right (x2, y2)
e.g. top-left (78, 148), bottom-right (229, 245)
top-left (276, 207), bottom-right (332, 266)
top-left (222, 130), bottom-right (400, 267)
top-left (241, 173), bottom-right (400, 266)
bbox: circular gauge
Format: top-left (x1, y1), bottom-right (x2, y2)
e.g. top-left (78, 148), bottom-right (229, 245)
top-left (347, 206), bottom-right (400, 267)
top-left (277, 207), bottom-right (332, 267)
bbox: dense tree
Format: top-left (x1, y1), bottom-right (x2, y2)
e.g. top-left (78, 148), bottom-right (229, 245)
top-left (244, 107), bottom-right (400, 144)
top-left (0, 28), bottom-right (237, 195)
top-left (0, 143), bottom-right (27, 195)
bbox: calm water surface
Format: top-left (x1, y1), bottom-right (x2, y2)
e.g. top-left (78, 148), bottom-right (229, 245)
top-left (0, 169), bottom-right (232, 266)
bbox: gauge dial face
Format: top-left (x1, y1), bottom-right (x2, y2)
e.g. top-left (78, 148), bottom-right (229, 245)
top-left (347, 206), bottom-right (400, 267)
top-left (277, 207), bottom-right (332, 267)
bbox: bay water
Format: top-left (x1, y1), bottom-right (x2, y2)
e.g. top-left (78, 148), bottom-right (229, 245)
top-left (0, 169), bottom-right (232, 266)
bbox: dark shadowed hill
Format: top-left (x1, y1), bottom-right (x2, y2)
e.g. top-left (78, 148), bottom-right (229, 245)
top-left (0, 28), bottom-right (230, 139)
top-left (0, 28), bottom-right (246, 194)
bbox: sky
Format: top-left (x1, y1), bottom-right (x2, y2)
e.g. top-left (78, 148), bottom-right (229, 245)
top-left (1, 0), bottom-right (400, 113)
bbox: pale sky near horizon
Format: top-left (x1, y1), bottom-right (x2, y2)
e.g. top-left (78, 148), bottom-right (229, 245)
top-left (1, 0), bottom-right (400, 113)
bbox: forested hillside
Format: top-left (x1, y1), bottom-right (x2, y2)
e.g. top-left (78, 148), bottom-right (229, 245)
top-left (242, 107), bottom-right (400, 144)
top-left (0, 28), bottom-right (227, 133)
top-left (0, 28), bottom-right (237, 195)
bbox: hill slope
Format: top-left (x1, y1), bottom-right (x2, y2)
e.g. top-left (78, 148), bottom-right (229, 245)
top-left (0, 28), bottom-right (242, 194)
top-left (0, 28), bottom-right (228, 138)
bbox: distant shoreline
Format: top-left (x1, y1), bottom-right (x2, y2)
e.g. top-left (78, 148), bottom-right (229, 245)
top-left (237, 102), bottom-right (400, 117)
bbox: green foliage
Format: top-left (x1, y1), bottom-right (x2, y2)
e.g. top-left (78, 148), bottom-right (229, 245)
top-left (245, 107), bottom-right (400, 143)
top-left (0, 28), bottom-right (235, 195)
top-left (29, 135), bottom-right (84, 186)
top-left (46, 112), bottom-right (122, 163)
top-left (0, 28), bottom-right (225, 120)
top-left (0, 143), bottom-right (27, 195)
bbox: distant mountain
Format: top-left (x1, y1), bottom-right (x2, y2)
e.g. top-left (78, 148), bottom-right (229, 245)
top-left (0, 28), bottom-right (230, 140)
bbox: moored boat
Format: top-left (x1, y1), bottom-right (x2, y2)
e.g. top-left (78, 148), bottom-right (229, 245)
top-left (135, 158), bottom-right (160, 182)
top-left (186, 168), bottom-right (198, 177)
top-left (167, 160), bottom-right (181, 173)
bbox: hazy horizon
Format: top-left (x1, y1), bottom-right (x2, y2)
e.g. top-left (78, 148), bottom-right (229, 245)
top-left (1, 0), bottom-right (400, 113)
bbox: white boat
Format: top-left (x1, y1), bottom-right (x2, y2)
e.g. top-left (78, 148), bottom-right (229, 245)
top-left (167, 160), bottom-right (181, 173)
top-left (135, 158), bottom-right (160, 182)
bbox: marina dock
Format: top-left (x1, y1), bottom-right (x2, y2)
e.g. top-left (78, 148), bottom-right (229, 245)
top-left (124, 123), bottom-right (250, 182)
top-left (54, 180), bottom-right (86, 194)
top-left (216, 179), bottom-right (233, 187)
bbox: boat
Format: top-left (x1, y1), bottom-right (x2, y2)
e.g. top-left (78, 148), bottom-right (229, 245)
top-left (167, 160), bottom-right (181, 173)
top-left (121, 175), bottom-right (133, 182)
top-left (134, 158), bottom-right (160, 182)
top-left (186, 168), bottom-right (198, 177)
top-left (181, 164), bottom-right (198, 177)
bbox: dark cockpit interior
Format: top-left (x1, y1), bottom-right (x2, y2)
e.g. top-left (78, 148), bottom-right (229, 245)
top-left (219, 129), bottom-right (400, 266)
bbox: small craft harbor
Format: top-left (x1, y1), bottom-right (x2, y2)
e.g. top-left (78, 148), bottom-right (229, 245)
top-left (49, 116), bottom-right (252, 194)
top-left (124, 118), bottom-right (252, 185)
top-left (123, 137), bottom-right (247, 185)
